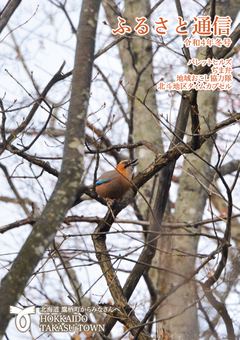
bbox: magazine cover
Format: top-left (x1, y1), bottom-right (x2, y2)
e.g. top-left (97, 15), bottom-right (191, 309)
top-left (0, 0), bottom-right (240, 339)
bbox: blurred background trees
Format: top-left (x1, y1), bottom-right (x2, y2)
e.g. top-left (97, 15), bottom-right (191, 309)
top-left (0, 0), bottom-right (240, 339)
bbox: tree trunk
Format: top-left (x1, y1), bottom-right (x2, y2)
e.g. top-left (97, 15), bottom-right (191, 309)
top-left (151, 2), bottom-right (240, 339)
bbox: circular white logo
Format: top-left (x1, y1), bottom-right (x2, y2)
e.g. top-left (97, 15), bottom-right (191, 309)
top-left (10, 306), bottom-right (36, 332)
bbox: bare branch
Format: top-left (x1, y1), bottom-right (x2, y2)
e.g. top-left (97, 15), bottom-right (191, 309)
top-left (0, 0), bottom-right (22, 35)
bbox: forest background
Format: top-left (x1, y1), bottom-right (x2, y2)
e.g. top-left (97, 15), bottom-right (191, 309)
top-left (0, 0), bottom-right (240, 339)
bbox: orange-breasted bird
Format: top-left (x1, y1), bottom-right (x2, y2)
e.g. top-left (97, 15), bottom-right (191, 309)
top-left (94, 159), bottom-right (138, 201)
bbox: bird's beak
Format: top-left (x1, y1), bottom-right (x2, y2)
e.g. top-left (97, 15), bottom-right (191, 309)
top-left (125, 159), bottom-right (138, 168)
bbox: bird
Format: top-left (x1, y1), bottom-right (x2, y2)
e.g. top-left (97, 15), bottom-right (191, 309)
top-left (94, 159), bottom-right (138, 202)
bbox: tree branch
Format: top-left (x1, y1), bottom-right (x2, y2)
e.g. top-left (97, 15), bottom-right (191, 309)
top-left (0, 0), bottom-right (22, 35)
